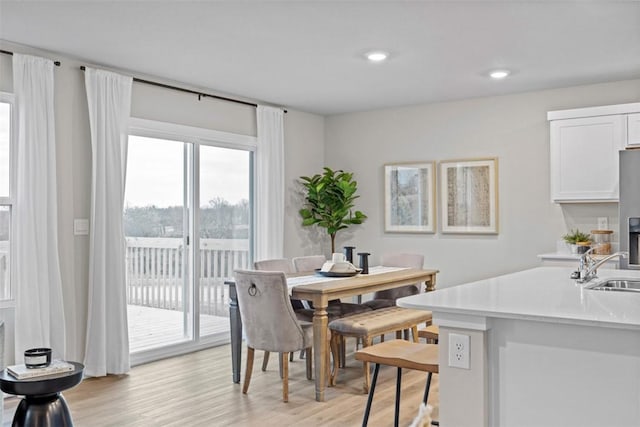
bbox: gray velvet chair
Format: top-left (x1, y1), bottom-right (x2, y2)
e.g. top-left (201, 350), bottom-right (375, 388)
top-left (254, 258), bottom-right (293, 273)
top-left (363, 253), bottom-right (425, 310)
top-left (254, 258), bottom-right (304, 370)
top-left (234, 269), bottom-right (313, 402)
top-left (291, 255), bottom-right (326, 273)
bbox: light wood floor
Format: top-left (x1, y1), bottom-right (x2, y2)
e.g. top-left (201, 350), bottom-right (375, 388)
top-left (4, 340), bottom-right (439, 426)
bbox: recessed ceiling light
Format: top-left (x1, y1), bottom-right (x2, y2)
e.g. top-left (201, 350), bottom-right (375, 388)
top-left (489, 70), bottom-right (510, 79)
top-left (365, 51), bottom-right (389, 63)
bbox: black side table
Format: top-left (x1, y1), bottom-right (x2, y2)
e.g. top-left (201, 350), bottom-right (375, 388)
top-left (0, 361), bottom-right (84, 427)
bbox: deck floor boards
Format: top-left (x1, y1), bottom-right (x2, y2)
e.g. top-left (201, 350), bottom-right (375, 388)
top-left (128, 305), bottom-right (229, 353)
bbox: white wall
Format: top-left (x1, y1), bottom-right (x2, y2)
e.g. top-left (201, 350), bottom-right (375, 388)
top-left (282, 110), bottom-right (326, 257)
top-left (325, 79), bottom-right (640, 287)
top-left (0, 41), bottom-right (325, 364)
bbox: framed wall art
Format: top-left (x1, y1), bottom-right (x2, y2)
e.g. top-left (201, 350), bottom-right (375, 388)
top-left (439, 158), bottom-right (498, 234)
top-left (384, 162), bottom-right (435, 233)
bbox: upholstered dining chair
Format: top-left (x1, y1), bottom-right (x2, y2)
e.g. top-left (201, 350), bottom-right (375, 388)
top-left (233, 269), bottom-right (313, 403)
top-left (291, 255), bottom-right (326, 274)
top-left (363, 253), bottom-right (425, 310)
top-left (254, 258), bottom-right (294, 274)
top-left (253, 258), bottom-right (297, 372)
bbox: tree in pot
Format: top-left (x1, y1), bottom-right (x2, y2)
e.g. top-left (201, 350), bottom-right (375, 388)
top-left (299, 167), bottom-right (367, 253)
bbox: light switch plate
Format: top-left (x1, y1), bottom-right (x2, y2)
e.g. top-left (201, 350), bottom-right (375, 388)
top-left (74, 219), bottom-right (89, 235)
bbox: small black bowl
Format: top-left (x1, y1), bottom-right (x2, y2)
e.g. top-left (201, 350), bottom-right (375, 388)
top-left (24, 348), bottom-right (52, 369)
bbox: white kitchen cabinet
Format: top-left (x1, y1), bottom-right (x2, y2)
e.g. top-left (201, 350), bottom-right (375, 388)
top-left (628, 113), bottom-right (640, 147)
top-left (549, 115), bottom-right (626, 202)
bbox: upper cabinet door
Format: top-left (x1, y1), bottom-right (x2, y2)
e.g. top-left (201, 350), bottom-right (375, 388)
top-left (550, 115), bottom-right (626, 202)
top-left (628, 113), bottom-right (640, 147)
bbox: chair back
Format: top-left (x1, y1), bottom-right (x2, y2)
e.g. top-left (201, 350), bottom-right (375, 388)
top-left (375, 253), bottom-right (425, 300)
top-left (254, 258), bottom-right (293, 273)
top-left (292, 255), bottom-right (326, 273)
top-left (234, 270), bottom-right (307, 353)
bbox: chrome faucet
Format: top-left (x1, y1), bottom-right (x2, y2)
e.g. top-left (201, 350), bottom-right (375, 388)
top-left (576, 249), bottom-right (628, 283)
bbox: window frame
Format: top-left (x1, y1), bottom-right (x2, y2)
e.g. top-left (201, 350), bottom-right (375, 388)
top-left (0, 91), bottom-right (16, 304)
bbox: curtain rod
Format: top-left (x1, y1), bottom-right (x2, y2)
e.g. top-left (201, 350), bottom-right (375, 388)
top-left (79, 65), bottom-right (287, 113)
top-left (0, 49), bottom-right (61, 66)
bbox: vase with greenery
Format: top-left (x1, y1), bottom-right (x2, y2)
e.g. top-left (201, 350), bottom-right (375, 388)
top-left (299, 167), bottom-right (367, 253)
top-left (562, 229), bottom-right (592, 254)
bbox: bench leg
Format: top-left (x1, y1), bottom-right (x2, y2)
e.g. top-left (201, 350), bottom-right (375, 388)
top-left (362, 336), bottom-right (373, 393)
top-left (362, 363), bottom-right (380, 427)
top-left (423, 372), bottom-right (433, 404)
top-left (395, 367), bottom-right (402, 427)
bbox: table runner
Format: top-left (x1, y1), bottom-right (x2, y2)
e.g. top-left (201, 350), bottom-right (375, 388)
top-left (287, 266), bottom-right (407, 293)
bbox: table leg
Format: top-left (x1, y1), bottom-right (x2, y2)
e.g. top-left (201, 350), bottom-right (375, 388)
top-left (312, 299), bottom-right (329, 402)
top-left (425, 273), bottom-right (437, 292)
top-left (227, 282), bottom-right (243, 384)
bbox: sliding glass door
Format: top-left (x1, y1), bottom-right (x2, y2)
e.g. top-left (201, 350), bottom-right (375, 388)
top-left (198, 145), bottom-right (251, 339)
top-left (124, 135), bottom-right (192, 353)
top-left (124, 119), bottom-right (256, 362)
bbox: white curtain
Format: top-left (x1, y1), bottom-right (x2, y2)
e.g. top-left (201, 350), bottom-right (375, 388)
top-left (12, 54), bottom-right (66, 361)
top-left (84, 68), bottom-right (132, 376)
top-left (256, 106), bottom-right (285, 261)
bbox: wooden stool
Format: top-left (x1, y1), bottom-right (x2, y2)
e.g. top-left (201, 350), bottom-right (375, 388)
top-left (418, 324), bottom-right (439, 344)
top-left (329, 306), bottom-right (433, 392)
top-left (355, 340), bottom-right (439, 427)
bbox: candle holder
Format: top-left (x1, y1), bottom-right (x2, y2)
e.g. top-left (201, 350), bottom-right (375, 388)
top-left (357, 252), bottom-right (370, 274)
top-left (343, 246), bottom-right (356, 264)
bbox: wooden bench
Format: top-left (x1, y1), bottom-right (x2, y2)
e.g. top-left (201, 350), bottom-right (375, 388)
top-left (328, 306), bottom-right (432, 392)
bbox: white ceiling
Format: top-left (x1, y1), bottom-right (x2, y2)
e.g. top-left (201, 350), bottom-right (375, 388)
top-left (1, 1), bottom-right (639, 115)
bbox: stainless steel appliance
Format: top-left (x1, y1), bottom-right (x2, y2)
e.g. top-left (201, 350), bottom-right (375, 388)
top-left (619, 150), bottom-right (640, 269)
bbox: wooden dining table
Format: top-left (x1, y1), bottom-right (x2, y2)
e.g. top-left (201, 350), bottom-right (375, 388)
top-left (226, 266), bottom-right (438, 402)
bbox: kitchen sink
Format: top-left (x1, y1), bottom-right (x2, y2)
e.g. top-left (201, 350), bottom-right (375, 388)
top-left (585, 278), bottom-right (640, 292)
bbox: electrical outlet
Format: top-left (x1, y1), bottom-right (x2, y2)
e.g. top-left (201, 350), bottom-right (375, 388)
top-left (448, 333), bottom-right (470, 369)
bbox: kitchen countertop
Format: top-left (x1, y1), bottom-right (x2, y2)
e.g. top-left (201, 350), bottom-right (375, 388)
top-left (397, 266), bottom-right (640, 330)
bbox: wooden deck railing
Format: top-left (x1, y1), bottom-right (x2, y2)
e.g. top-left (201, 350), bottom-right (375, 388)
top-left (125, 237), bottom-right (249, 316)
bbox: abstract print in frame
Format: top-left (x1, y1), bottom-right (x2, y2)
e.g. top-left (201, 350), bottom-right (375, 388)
top-left (440, 158), bottom-right (498, 234)
top-left (384, 162), bottom-right (435, 233)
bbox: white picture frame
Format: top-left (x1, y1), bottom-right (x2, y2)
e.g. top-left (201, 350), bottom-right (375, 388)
top-left (384, 162), bottom-right (436, 233)
top-left (439, 158), bottom-right (498, 234)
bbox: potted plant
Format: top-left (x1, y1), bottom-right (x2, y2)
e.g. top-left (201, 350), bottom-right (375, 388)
top-left (299, 167), bottom-right (367, 253)
top-left (562, 229), bottom-right (592, 254)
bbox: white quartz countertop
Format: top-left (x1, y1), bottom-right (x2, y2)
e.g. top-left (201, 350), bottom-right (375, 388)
top-left (397, 266), bottom-right (640, 330)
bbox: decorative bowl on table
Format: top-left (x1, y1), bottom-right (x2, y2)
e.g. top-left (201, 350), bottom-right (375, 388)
top-left (315, 261), bottom-right (362, 277)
